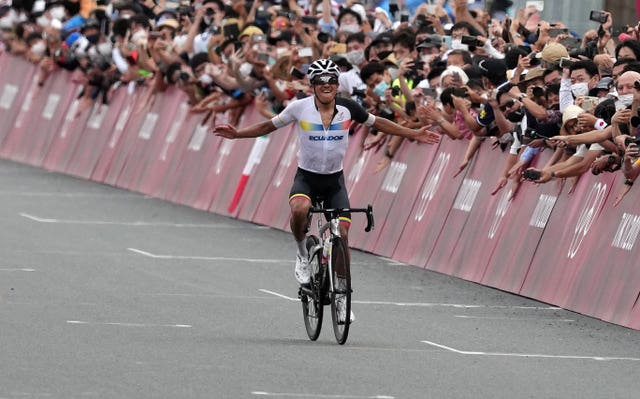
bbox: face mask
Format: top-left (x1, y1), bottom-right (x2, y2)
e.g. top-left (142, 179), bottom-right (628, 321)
top-left (340, 23), bottom-right (361, 33)
top-left (421, 54), bottom-right (433, 64)
top-left (199, 74), bottom-right (213, 85)
top-left (388, 67), bottom-right (399, 81)
top-left (615, 93), bottom-right (634, 110)
top-left (131, 30), bottom-right (148, 43)
top-left (570, 82), bottom-right (589, 97)
top-left (374, 81), bottom-right (389, 97)
top-left (36, 15), bottom-right (50, 27)
top-left (451, 40), bottom-right (468, 51)
top-left (50, 6), bottom-right (66, 21)
top-left (30, 41), bottom-right (46, 56)
top-left (203, 16), bottom-right (213, 26)
top-left (506, 108), bottom-right (525, 122)
top-left (344, 50), bottom-right (364, 66)
top-left (96, 42), bottom-right (112, 56)
top-left (436, 87), bottom-right (443, 98)
top-left (86, 34), bottom-right (100, 45)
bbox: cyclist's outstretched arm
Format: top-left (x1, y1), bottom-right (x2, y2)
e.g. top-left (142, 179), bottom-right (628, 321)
top-left (372, 116), bottom-right (440, 144)
top-left (213, 120), bottom-right (278, 139)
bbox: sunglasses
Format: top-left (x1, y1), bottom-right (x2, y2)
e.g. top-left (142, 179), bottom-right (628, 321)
top-left (499, 99), bottom-right (515, 112)
top-left (312, 76), bottom-right (339, 85)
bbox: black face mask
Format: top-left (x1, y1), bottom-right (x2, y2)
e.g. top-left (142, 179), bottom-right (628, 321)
top-left (86, 34), bottom-right (100, 44)
top-left (507, 108), bottom-right (525, 123)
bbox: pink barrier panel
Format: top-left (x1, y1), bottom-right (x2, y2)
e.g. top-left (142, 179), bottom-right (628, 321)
top-left (164, 121), bottom-right (221, 209)
top-left (114, 90), bottom-right (185, 192)
top-left (391, 142), bottom-right (470, 267)
top-left (233, 130), bottom-right (293, 222)
top-left (208, 107), bottom-right (267, 216)
top-left (0, 58), bottom-right (37, 144)
top-left (366, 140), bottom-right (440, 256)
top-left (251, 127), bottom-right (299, 230)
top-left (91, 90), bottom-right (141, 182)
top-left (137, 102), bottom-right (199, 197)
top-left (441, 143), bottom-right (516, 281)
top-left (14, 73), bottom-right (78, 166)
top-left (560, 177), bottom-right (640, 328)
top-left (65, 88), bottom-right (131, 179)
top-left (519, 173), bottom-right (615, 305)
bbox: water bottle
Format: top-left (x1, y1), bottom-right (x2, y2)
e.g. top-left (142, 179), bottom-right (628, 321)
top-left (322, 238), bottom-right (331, 263)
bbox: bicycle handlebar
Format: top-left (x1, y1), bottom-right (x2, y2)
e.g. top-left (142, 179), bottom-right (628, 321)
top-left (309, 204), bottom-right (375, 232)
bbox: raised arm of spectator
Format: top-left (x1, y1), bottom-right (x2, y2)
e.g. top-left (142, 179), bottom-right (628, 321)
top-left (452, 0), bottom-right (485, 35)
top-left (597, 11), bottom-right (616, 56)
top-left (321, 0), bottom-right (333, 24)
top-left (183, 5), bottom-right (210, 54)
top-left (452, 95), bottom-right (483, 133)
top-left (507, 85), bottom-right (547, 120)
top-left (559, 64), bottom-right (573, 113)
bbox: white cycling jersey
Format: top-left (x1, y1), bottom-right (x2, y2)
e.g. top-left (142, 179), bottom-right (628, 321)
top-left (271, 96), bottom-right (376, 174)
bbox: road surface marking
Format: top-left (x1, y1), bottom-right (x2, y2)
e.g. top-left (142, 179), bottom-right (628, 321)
top-left (421, 340), bottom-right (640, 362)
top-left (128, 248), bottom-right (289, 263)
top-left (20, 212), bottom-right (259, 228)
top-left (454, 315), bottom-right (575, 322)
top-left (0, 268), bottom-right (35, 272)
top-left (259, 289), bottom-right (559, 309)
top-left (252, 392), bottom-right (394, 398)
top-left (67, 320), bottom-right (192, 328)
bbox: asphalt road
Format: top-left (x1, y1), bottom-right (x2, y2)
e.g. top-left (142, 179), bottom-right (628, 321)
top-left (1, 159), bottom-right (639, 399)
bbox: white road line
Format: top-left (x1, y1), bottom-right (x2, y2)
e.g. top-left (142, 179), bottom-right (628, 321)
top-left (0, 268), bottom-right (35, 272)
top-left (128, 248), bottom-right (290, 263)
top-left (252, 392), bottom-right (394, 398)
top-left (0, 191), bottom-right (141, 198)
top-left (259, 289), bottom-right (559, 310)
top-left (19, 212), bottom-right (257, 228)
top-left (67, 320), bottom-right (192, 328)
top-left (454, 315), bottom-right (575, 322)
top-left (420, 340), bottom-right (640, 362)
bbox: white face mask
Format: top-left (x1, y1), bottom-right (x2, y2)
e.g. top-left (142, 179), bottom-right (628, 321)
top-left (49, 6), bottom-right (66, 21)
top-left (340, 23), bottom-right (361, 33)
top-left (30, 41), bottom-right (46, 56)
top-left (615, 93), bottom-right (634, 110)
top-left (36, 15), bottom-right (50, 28)
top-left (421, 54), bottom-right (433, 64)
top-left (570, 82), bottom-right (589, 97)
top-left (451, 40), bottom-right (468, 51)
top-left (388, 67), bottom-right (399, 81)
top-left (344, 50), bottom-right (364, 66)
top-left (199, 74), bottom-right (213, 85)
top-left (131, 30), bottom-right (148, 43)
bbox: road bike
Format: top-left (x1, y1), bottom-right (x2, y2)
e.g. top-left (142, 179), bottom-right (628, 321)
top-left (298, 203), bottom-right (374, 344)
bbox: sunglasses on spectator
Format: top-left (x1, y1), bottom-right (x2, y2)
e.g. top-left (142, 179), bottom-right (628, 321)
top-left (312, 76), bottom-right (339, 85)
top-left (499, 99), bottom-right (515, 112)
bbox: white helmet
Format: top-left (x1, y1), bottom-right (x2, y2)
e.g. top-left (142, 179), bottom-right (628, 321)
top-left (307, 58), bottom-right (340, 82)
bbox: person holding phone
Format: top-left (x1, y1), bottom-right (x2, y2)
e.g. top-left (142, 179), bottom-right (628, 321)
top-left (213, 59), bottom-right (440, 320)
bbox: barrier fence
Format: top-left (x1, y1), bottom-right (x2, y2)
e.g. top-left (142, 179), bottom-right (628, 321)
top-left (2, 54), bottom-right (639, 330)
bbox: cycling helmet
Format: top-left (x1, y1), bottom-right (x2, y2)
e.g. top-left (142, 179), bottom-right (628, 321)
top-left (307, 58), bottom-right (340, 82)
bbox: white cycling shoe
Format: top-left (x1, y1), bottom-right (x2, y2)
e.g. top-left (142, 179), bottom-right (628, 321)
top-left (294, 254), bottom-right (311, 284)
top-left (336, 296), bottom-right (355, 324)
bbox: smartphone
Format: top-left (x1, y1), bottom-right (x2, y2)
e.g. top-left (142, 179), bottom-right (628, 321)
top-left (422, 87), bottom-right (437, 98)
top-left (224, 23), bottom-right (240, 39)
top-left (549, 28), bottom-right (569, 37)
top-left (149, 31), bottom-right (164, 40)
top-left (461, 35), bottom-right (481, 47)
top-left (301, 15), bottom-right (318, 25)
top-left (581, 96), bottom-right (599, 111)
top-left (522, 169), bottom-right (542, 181)
top-left (291, 67), bottom-right (306, 79)
top-left (256, 53), bottom-right (270, 64)
top-left (442, 35), bottom-right (452, 48)
top-left (400, 11), bottom-right (409, 23)
top-left (589, 10), bottom-right (608, 24)
top-left (298, 47), bottom-right (313, 58)
top-left (560, 37), bottom-right (581, 49)
top-left (329, 43), bottom-right (347, 53)
top-left (559, 57), bottom-right (574, 69)
top-left (252, 34), bottom-right (266, 43)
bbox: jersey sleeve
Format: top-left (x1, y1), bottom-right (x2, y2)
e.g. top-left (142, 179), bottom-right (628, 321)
top-left (271, 99), bottom-right (302, 128)
top-left (336, 97), bottom-right (375, 126)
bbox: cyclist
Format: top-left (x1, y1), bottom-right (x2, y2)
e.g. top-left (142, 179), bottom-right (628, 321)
top-left (213, 59), bottom-right (440, 322)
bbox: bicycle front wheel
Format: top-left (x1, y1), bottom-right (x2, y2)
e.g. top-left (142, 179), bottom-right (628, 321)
top-left (330, 236), bottom-right (351, 345)
top-left (301, 235), bottom-right (323, 341)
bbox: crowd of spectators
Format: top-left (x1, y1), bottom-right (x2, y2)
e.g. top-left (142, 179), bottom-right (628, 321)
top-left (1, 0), bottom-right (640, 203)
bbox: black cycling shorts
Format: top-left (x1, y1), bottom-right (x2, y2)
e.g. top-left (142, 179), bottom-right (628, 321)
top-left (289, 168), bottom-right (351, 224)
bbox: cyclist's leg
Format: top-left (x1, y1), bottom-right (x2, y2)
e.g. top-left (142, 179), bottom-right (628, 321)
top-left (289, 169), bottom-right (313, 254)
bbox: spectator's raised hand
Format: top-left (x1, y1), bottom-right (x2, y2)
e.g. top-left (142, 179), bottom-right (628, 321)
top-left (414, 125), bottom-right (441, 144)
top-left (577, 112), bottom-right (598, 131)
top-left (612, 108), bottom-right (632, 126)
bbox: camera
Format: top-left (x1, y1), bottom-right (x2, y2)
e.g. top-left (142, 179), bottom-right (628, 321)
top-left (178, 71), bottom-right (190, 81)
top-left (378, 107), bottom-right (395, 121)
top-left (630, 113), bottom-right (640, 128)
top-left (634, 80), bottom-right (640, 90)
top-left (391, 86), bottom-right (401, 97)
top-left (352, 88), bottom-right (366, 98)
top-left (291, 67), bottom-right (305, 80)
top-left (451, 87), bottom-right (468, 98)
top-left (399, 10), bottom-right (410, 23)
top-left (589, 10), bottom-right (608, 24)
top-left (522, 169), bottom-right (542, 181)
top-left (301, 15), bottom-right (318, 25)
top-left (559, 57), bottom-right (574, 69)
top-left (624, 136), bottom-right (640, 147)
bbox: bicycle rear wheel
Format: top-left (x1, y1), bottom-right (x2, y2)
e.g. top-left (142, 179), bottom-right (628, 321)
top-left (301, 235), bottom-right (323, 341)
top-left (329, 236), bottom-right (351, 345)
